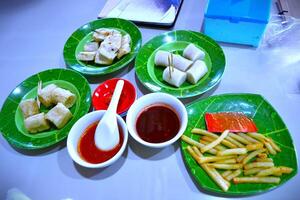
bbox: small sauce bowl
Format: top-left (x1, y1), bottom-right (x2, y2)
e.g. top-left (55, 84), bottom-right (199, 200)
top-left (67, 110), bottom-right (128, 168)
top-left (126, 93), bottom-right (188, 148)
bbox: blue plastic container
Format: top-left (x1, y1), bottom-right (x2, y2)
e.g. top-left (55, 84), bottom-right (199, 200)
top-left (204, 0), bottom-right (272, 47)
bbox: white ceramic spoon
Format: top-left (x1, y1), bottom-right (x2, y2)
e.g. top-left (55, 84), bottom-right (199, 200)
top-left (94, 80), bottom-right (124, 150)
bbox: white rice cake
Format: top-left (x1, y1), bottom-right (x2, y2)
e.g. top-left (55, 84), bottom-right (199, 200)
top-left (46, 103), bottom-right (73, 129)
top-left (25, 113), bottom-right (50, 133)
top-left (19, 98), bottom-right (39, 119)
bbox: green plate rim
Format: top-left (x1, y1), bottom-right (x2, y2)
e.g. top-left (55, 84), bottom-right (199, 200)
top-left (180, 93), bottom-right (298, 196)
top-left (63, 18), bottom-right (142, 76)
top-left (0, 68), bottom-right (91, 150)
top-left (135, 30), bottom-right (226, 98)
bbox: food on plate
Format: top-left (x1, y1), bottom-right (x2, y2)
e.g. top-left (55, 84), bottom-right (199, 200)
top-left (38, 84), bottom-right (57, 107)
top-left (136, 104), bottom-right (180, 143)
top-left (181, 113), bottom-right (293, 192)
top-left (154, 50), bottom-right (172, 66)
top-left (117, 34), bottom-right (131, 59)
top-left (78, 121), bottom-right (124, 164)
top-left (51, 87), bottom-right (76, 108)
top-left (154, 43), bottom-right (208, 87)
top-left (77, 28), bottom-right (131, 65)
top-left (24, 113), bottom-right (50, 133)
top-left (83, 42), bottom-right (99, 52)
top-left (205, 112), bottom-right (258, 133)
top-left (77, 52), bottom-right (96, 61)
top-left (45, 103), bottom-right (73, 129)
top-left (163, 67), bottom-right (187, 87)
top-left (186, 60), bottom-right (208, 84)
top-left (19, 82), bottom-right (76, 133)
top-left (183, 43), bottom-right (205, 61)
top-left (19, 99), bottom-right (39, 118)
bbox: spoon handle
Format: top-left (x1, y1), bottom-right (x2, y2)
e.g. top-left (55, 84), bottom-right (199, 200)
top-left (107, 80), bottom-right (124, 114)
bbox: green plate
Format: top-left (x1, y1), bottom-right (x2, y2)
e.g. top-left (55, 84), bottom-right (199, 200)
top-left (135, 30), bottom-right (225, 98)
top-left (63, 18), bottom-right (142, 76)
top-left (181, 93), bottom-right (297, 195)
top-left (0, 68), bottom-right (91, 149)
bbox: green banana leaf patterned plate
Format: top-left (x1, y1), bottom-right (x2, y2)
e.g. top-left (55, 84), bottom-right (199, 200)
top-left (135, 30), bottom-right (225, 98)
top-left (63, 18), bottom-right (142, 76)
top-left (181, 93), bottom-right (297, 195)
top-left (0, 68), bottom-right (91, 149)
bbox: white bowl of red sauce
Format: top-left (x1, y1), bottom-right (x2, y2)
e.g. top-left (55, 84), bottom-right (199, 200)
top-left (126, 93), bottom-right (188, 148)
top-left (67, 110), bottom-right (128, 168)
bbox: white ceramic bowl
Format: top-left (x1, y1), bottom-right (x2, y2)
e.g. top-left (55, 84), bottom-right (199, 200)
top-left (67, 110), bottom-right (128, 168)
top-left (126, 92), bottom-right (188, 148)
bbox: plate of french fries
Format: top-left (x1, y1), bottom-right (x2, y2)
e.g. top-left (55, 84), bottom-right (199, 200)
top-left (181, 94), bottom-right (297, 195)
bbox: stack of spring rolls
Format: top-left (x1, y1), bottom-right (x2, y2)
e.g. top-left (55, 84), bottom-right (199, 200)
top-left (154, 43), bottom-right (208, 87)
top-left (19, 83), bottom-right (76, 133)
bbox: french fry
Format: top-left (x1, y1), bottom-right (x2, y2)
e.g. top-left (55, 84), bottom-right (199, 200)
top-left (228, 133), bottom-right (251, 145)
top-left (217, 148), bottom-right (247, 156)
top-left (256, 167), bottom-right (281, 177)
top-left (238, 133), bottom-right (261, 144)
top-left (242, 149), bottom-right (266, 164)
top-left (225, 169), bottom-right (242, 181)
top-left (247, 132), bottom-right (267, 142)
top-left (267, 138), bottom-right (281, 152)
top-left (244, 167), bottom-right (266, 176)
top-left (198, 156), bottom-right (236, 164)
top-left (201, 130), bottom-right (229, 153)
top-left (221, 170), bottom-right (232, 177)
top-left (201, 136), bottom-right (236, 149)
top-left (233, 177), bottom-right (280, 184)
top-left (246, 143), bottom-right (264, 151)
top-left (186, 145), bottom-right (230, 192)
top-left (244, 162), bottom-right (274, 170)
top-left (192, 129), bottom-right (237, 148)
top-left (192, 146), bottom-right (203, 157)
top-left (258, 153), bottom-right (268, 159)
top-left (181, 135), bottom-right (217, 155)
top-left (264, 141), bottom-right (276, 155)
top-left (202, 164), bottom-right (230, 192)
top-left (278, 166), bottom-right (293, 174)
top-left (199, 139), bottom-right (227, 151)
top-left (215, 158), bottom-right (237, 164)
top-left (226, 136), bottom-right (245, 148)
top-left (207, 163), bottom-right (243, 170)
top-left (256, 158), bottom-right (273, 162)
top-left (187, 146), bottom-right (201, 163)
top-left (237, 155), bottom-right (247, 163)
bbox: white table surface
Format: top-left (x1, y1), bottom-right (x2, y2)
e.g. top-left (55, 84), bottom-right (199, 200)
top-left (1, 0), bottom-right (300, 199)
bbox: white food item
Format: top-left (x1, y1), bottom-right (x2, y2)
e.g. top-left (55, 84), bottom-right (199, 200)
top-left (19, 99), bottom-right (39, 118)
top-left (183, 43), bottom-right (205, 61)
top-left (117, 34), bottom-right (131, 59)
top-left (99, 42), bottom-right (118, 61)
top-left (172, 54), bottom-right (193, 72)
top-left (186, 60), bottom-right (208, 84)
top-left (51, 88), bottom-right (76, 108)
top-left (94, 51), bottom-right (113, 65)
top-left (45, 103), bottom-right (73, 129)
top-left (38, 84), bottom-right (57, 107)
top-left (83, 42), bottom-right (99, 52)
top-left (77, 52), bottom-right (96, 61)
top-left (24, 113), bottom-right (50, 133)
top-left (154, 50), bottom-right (172, 66)
top-left (104, 33), bottom-right (122, 49)
top-left (163, 67), bottom-right (187, 87)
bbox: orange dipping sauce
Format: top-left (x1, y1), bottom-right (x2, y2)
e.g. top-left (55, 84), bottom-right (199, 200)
top-left (78, 121), bottom-right (123, 164)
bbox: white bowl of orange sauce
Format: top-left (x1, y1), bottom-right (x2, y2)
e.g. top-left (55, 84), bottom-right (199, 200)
top-left (67, 110), bottom-right (128, 168)
top-left (126, 92), bottom-right (188, 148)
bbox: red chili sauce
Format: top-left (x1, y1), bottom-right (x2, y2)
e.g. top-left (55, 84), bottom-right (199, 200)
top-left (78, 121), bottom-right (123, 164)
top-left (136, 104), bottom-right (180, 143)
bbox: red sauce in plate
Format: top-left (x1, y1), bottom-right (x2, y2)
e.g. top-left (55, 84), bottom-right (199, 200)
top-left (78, 121), bottom-right (123, 164)
top-left (136, 104), bottom-right (180, 143)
